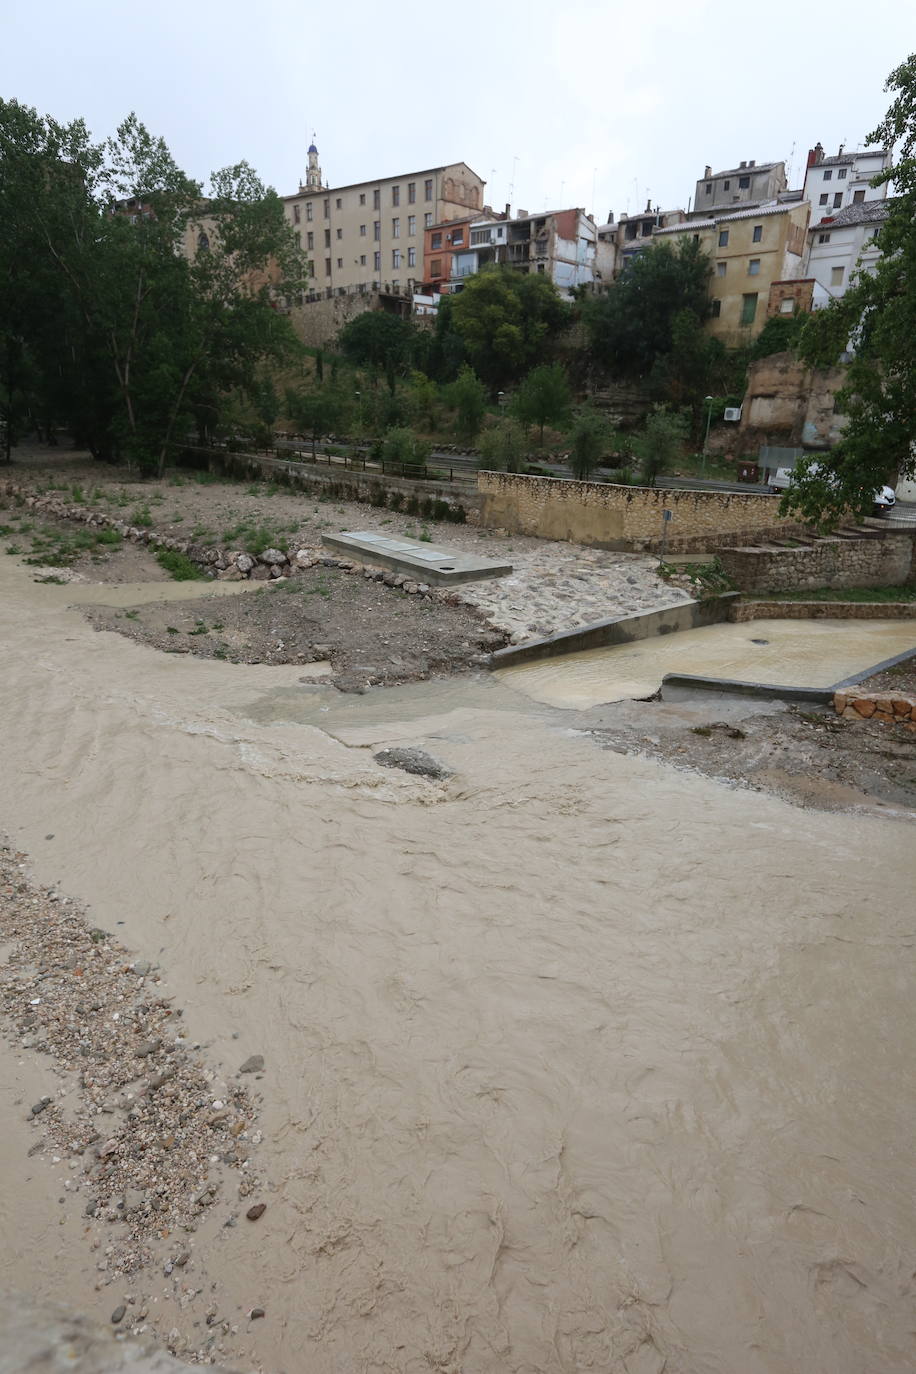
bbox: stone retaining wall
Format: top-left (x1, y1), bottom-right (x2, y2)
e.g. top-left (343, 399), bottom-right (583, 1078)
top-left (477, 471), bottom-right (809, 552)
top-left (719, 532), bottom-right (914, 593)
top-left (730, 600), bottom-right (916, 622)
top-left (834, 689), bottom-right (916, 727)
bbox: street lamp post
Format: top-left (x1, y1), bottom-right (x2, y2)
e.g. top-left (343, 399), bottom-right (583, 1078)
top-left (702, 395), bottom-right (714, 479)
top-left (355, 390), bottom-right (362, 434)
top-left (497, 391), bottom-right (506, 410)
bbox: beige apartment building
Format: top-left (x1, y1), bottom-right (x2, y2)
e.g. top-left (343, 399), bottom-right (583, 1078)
top-left (283, 141), bottom-right (485, 298)
top-left (655, 201), bottom-right (810, 343)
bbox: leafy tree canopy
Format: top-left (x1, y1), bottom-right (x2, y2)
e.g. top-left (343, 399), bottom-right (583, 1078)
top-left (511, 363), bottom-right (572, 443)
top-left (584, 238), bottom-right (711, 379)
top-left (448, 266), bottom-right (570, 387)
top-left (789, 53), bottom-right (916, 525)
top-left (337, 310), bottom-right (418, 381)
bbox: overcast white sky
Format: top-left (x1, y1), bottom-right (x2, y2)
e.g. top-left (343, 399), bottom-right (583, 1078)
top-left (3, 1), bottom-right (912, 220)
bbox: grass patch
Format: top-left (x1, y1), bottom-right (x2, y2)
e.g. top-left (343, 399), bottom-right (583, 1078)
top-left (156, 550), bottom-right (205, 581)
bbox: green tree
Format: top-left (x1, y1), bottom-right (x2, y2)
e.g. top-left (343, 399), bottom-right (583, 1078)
top-left (338, 311), bottom-right (417, 387)
top-left (449, 266), bottom-right (570, 386)
top-left (787, 54), bottom-right (916, 525)
top-left (478, 417), bottom-right (529, 473)
top-left (632, 408), bottom-right (688, 487)
top-left (286, 384), bottom-right (348, 456)
top-left (381, 426), bottom-right (430, 469)
top-left (568, 407), bottom-right (610, 480)
top-left (584, 239), bottom-right (712, 378)
top-left (446, 364), bottom-right (488, 441)
top-left (512, 363), bottom-right (572, 444)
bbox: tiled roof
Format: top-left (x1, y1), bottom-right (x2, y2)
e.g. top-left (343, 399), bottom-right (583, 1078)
top-left (654, 201), bottom-right (802, 236)
top-left (707, 161), bottom-right (780, 179)
top-left (810, 199), bottom-right (892, 229)
top-left (813, 148), bottom-right (887, 168)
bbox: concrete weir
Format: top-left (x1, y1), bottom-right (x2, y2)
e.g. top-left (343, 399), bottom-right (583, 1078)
top-left (322, 531), bottom-right (512, 585)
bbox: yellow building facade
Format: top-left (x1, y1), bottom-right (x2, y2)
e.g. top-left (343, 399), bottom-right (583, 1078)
top-left (655, 202), bottom-right (810, 343)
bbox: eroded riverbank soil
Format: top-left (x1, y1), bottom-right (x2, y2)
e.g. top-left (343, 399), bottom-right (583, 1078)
top-left (584, 661), bottom-right (916, 816)
top-left (83, 567), bottom-right (507, 691)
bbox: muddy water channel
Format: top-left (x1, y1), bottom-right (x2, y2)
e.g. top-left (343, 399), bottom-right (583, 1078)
top-left (1, 553), bottom-right (914, 1374)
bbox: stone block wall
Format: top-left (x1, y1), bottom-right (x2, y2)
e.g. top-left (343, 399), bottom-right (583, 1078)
top-left (731, 600), bottom-right (916, 622)
top-left (834, 689), bottom-right (916, 727)
top-left (477, 471), bottom-right (808, 551)
top-left (719, 533), bottom-right (914, 593)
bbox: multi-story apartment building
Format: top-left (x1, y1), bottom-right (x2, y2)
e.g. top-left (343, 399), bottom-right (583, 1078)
top-left (806, 198), bottom-right (891, 307)
top-left (283, 141), bottom-right (485, 299)
top-left (419, 213), bottom-right (504, 294)
top-left (802, 142), bottom-right (891, 226)
top-left (692, 159), bottom-right (787, 217)
top-left (436, 207), bottom-right (599, 298)
top-left (595, 204), bottom-right (688, 279)
top-left (656, 200), bottom-right (810, 342)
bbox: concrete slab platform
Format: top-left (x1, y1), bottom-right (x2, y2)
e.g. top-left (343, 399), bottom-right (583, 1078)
top-left (322, 531), bottom-right (512, 585)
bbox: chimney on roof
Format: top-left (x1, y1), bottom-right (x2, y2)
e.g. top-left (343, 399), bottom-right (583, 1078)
top-left (505, 202), bottom-right (511, 217)
top-left (704, 165), bottom-right (712, 178)
top-left (607, 211), bottom-right (614, 224)
top-left (517, 209), bottom-right (528, 219)
top-left (838, 144), bottom-right (844, 157)
top-left (814, 142), bottom-right (824, 165)
top-left (740, 161), bottom-right (747, 169)
top-left (749, 160), bottom-right (756, 168)
top-left (645, 198), bottom-right (652, 213)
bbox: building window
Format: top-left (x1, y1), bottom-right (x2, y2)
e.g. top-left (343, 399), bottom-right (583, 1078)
top-left (306, 203), bottom-right (313, 221)
top-left (308, 261), bottom-right (314, 278)
top-left (705, 182), bottom-right (712, 194)
top-left (452, 229), bottom-right (464, 246)
top-left (718, 229), bottom-right (729, 247)
top-left (748, 259), bottom-right (760, 275)
top-left (293, 231), bottom-right (300, 249)
top-left (373, 189), bottom-right (380, 209)
top-left (819, 194), bottom-right (829, 206)
top-left (392, 217), bottom-right (400, 237)
top-left (359, 193), bottom-right (366, 206)
top-left (831, 266), bottom-right (844, 287)
top-left (818, 232), bottom-right (831, 243)
top-left (336, 197), bottom-right (342, 210)
top-left (738, 175), bottom-right (750, 189)
top-left (337, 257), bottom-right (343, 268)
top-left (424, 212), bottom-right (433, 228)
top-left (716, 262), bottom-right (727, 277)
top-left (293, 204), bottom-right (301, 224)
top-left (323, 199), bottom-right (330, 218)
top-left (424, 178), bottom-right (433, 201)
top-left (324, 229), bottom-right (331, 247)
top-left (307, 231), bottom-right (314, 250)
top-left (853, 190), bottom-right (866, 203)
top-left (430, 257), bottom-right (442, 277)
top-left (336, 227), bottom-right (342, 239)
top-left (408, 215), bottom-right (416, 235)
top-left (752, 224), bottom-right (762, 242)
top-left (359, 224), bottom-right (366, 237)
top-left (740, 292), bottom-right (758, 326)
top-left (408, 245), bottom-right (416, 267)
top-left (693, 234), bottom-right (699, 243)
top-left (833, 193), bottom-right (843, 208)
top-left (723, 179), bottom-right (730, 190)
top-left (373, 251), bottom-right (381, 271)
top-left (325, 259), bottom-right (332, 277)
top-left (779, 298), bottom-right (795, 314)
top-left (392, 185), bottom-right (400, 206)
top-left (431, 232), bottom-right (442, 249)
top-left (392, 249), bottom-right (401, 268)
top-left (373, 221), bottom-right (381, 240)
top-left (360, 254), bottom-right (366, 266)
top-left (823, 169), bottom-right (832, 181)
top-left (408, 182), bottom-right (416, 203)
top-left (710, 298), bottom-right (721, 317)
top-left (838, 168), bottom-right (848, 179)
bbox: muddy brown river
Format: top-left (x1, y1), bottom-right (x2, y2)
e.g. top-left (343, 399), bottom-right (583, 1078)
top-left (1, 553), bottom-right (915, 1373)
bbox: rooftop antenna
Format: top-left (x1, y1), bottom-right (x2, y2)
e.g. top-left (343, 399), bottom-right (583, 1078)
top-left (508, 154), bottom-right (519, 206)
top-left (560, 179), bottom-right (565, 204)
top-left (787, 139), bottom-right (796, 187)
top-left (592, 167), bottom-right (597, 213)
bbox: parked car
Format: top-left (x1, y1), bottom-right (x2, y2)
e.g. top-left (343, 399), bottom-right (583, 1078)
top-left (767, 465), bottom-right (896, 515)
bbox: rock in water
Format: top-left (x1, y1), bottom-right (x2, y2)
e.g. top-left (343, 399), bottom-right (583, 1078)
top-left (373, 748), bottom-right (452, 780)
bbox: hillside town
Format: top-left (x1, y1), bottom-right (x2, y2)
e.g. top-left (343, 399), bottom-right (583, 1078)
top-left (279, 136), bottom-right (893, 347)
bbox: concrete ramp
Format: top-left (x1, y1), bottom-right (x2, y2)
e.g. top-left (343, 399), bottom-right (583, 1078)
top-left (322, 531), bottom-right (511, 585)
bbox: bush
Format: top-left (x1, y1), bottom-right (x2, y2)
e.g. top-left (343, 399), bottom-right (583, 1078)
top-left (633, 408), bottom-right (689, 487)
top-left (156, 550), bottom-right (205, 581)
top-left (478, 417), bottom-right (528, 473)
top-left (568, 408), bottom-right (610, 480)
top-left (381, 427), bottom-right (431, 468)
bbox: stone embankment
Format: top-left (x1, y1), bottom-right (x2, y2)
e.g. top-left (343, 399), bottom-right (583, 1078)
top-left (834, 689), bottom-right (916, 727)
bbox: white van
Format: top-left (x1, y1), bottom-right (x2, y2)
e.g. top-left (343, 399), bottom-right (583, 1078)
top-left (767, 464), bottom-right (896, 515)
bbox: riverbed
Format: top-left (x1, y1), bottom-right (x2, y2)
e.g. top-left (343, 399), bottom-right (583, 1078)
top-left (1, 550), bottom-right (914, 1374)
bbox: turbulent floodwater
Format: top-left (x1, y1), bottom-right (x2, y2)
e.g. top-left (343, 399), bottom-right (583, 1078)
top-left (1, 554), bottom-right (915, 1373)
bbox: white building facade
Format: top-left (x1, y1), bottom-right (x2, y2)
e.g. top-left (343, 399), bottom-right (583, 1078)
top-left (806, 200), bottom-right (890, 308)
top-left (802, 143), bottom-right (891, 227)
